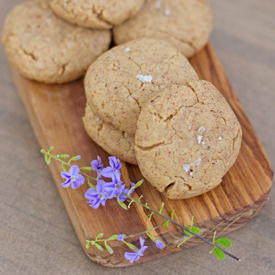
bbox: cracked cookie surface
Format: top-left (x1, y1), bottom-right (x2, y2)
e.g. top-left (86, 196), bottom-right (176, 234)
top-left (135, 81), bottom-right (242, 199)
top-left (83, 105), bottom-right (137, 165)
top-left (114, 0), bottom-right (213, 58)
top-left (84, 38), bottom-right (198, 136)
top-left (50, 0), bottom-right (145, 29)
top-left (2, 0), bottom-right (111, 83)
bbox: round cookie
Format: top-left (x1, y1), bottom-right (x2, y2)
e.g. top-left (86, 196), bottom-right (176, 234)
top-left (50, 0), bottom-right (145, 29)
top-left (83, 105), bottom-right (137, 165)
top-left (114, 0), bottom-right (213, 58)
top-left (2, 1), bottom-right (111, 84)
top-left (85, 38), bottom-right (198, 136)
top-left (135, 81), bottom-right (242, 199)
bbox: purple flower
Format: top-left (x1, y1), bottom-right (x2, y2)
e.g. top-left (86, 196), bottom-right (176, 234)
top-left (85, 180), bottom-right (114, 209)
top-left (61, 165), bottom-right (85, 189)
top-left (117, 234), bottom-right (126, 241)
top-left (124, 237), bottom-right (148, 264)
top-left (116, 182), bottom-right (135, 202)
top-left (155, 240), bottom-right (164, 249)
top-left (102, 156), bottom-right (122, 182)
top-left (91, 156), bottom-right (104, 174)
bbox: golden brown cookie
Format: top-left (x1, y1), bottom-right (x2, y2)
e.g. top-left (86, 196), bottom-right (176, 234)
top-left (2, 1), bottom-right (111, 84)
top-left (135, 81), bottom-right (242, 199)
top-left (50, 0), bottom-right (145, 29)
top-left (84, 38), bottom-right (198, 136)
top-left (83, 105), bottom-right (137, 165)
top-left (114, 0), bottom-right (213, 58)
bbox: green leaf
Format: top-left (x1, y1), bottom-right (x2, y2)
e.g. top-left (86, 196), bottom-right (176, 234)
top-left (108, 235), bottom-right (118, 241)
top-left (171, 210), bottom-right (175, 220)
top-left (184, 230), bottom-right (193, 237)
top-left (94, 243), bottom-right (104, 251)
top-left (57, 154), bottom-right (69, 159)
top-left (104, 241), bottom-right (114, 254)
top-left (146, 232), bottom-right (156, 242)
top-left (215, 238), bottom-right (232, 247)
top-left (190, 226), bottom-right (200, 234)
top-left (44, 154), bottom-right (51, 165)
top-left (117, 198), bottom-right (128, 210)
top-left (96, 233), bottom-right (104, 240)
top-left (49, 146), bottom-right (54, 152)
top-left (123, 241), bottom-right (137, 251)
top-left (132, 179), bottom-right (144, 190)
top-left (81, 167), bottom-right (94, 172)
top-left (85, 241), bottom-right (90, 249)
top-left (214, 247), bottom-right (225, 260)
top-left (164, 220), bottom-right (169, 227)
top-left (87, 178), bottom-right (95, 189)
top-left (70, 155), bottom-right (81, 161)
top-left (159, 202), bottom-right (165, 214)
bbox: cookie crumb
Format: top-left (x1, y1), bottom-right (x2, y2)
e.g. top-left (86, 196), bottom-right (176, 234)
top-left (188, 126), bottom-right (192, 130)
top-left (136, 74), bottom-right (153, 83)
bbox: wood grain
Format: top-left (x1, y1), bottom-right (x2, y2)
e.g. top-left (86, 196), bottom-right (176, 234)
top-left (10, 44), bottom-right (273, 268)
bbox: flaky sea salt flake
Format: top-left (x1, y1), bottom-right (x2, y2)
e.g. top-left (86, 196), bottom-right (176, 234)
top-left (136, 74), bottom-right (153, 83)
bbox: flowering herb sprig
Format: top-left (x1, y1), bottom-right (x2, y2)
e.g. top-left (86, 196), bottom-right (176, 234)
top-left (41, 147), bottom-right (239, 263)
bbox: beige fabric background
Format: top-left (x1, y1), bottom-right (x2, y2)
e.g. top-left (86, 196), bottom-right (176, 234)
top-left (0, 0), bottom-right (274, 274)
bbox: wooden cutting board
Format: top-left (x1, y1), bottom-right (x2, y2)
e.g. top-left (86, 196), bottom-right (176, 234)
top-left (10, 44), bottom-right (273, 268)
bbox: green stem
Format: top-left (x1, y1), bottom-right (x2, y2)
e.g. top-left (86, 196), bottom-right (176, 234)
top-left (44, 151), bottom-right (97, 181)
top-left (43, 149), bottom-right (239, 261)
top-left (125, 194), bottom-right (239, 261)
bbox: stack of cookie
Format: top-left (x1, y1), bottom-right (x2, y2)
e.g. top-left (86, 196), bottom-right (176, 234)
top-left (83, 38), bottom-right (242, 199)
top-left (1, 0), bottom-right (145, 83)
top-left (2, 0), bottom-right (213, 83)
top-left (2, 0), bottom-right (242, 199)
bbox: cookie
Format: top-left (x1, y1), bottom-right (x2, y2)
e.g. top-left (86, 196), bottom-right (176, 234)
top-left (114, 0), bottom-right (213, 58)
top-left (85, 38), bottom-right (198, 136)
top-left (2, 1), bottom-right (111, 84)
top-left (135, 81), bottom-right (242, 199)
top-left (83, 105), bottom-right (137, 165)
top-left (50, 0), bottom-right (145, 29)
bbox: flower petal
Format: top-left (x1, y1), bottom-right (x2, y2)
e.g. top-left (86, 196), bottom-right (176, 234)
top-left (139, 237), bottom-right (145, 247)
top-left (61, 171), bottom-right (71, 179)
top-left (101, 167), bottom-right (114, 178)
top-left (75, 174), bottom-right (85, 185)
top-left (124, 252), bottom-right (139, 264)
top-left (61, 179), bottom-right (71, 188)
top-left (71, 180), bottom-right (80, 190)
top-left (70, 165), bottom-right (80, 175)
top-left (85, 188), bottom-right (97, 199)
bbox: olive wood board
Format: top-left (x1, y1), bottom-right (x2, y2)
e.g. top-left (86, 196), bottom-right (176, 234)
top-left (10, 44), bottom-right (273, 268)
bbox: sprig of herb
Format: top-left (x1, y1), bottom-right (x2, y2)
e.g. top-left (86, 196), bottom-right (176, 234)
top-left (41, 147), bottom-right (239, 263)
